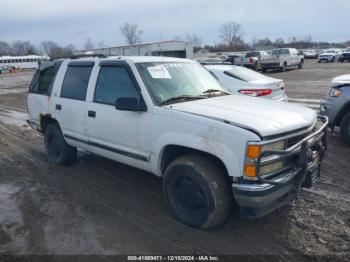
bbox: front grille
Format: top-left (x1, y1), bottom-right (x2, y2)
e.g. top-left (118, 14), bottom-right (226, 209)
top-left (285, 154), bottom-right (298, 167)
top-left (286, 134), bottom-right (305, 148)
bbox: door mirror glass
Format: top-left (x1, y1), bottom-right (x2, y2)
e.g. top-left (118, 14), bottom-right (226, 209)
top-left (115, 97), bottom-right (147, 112)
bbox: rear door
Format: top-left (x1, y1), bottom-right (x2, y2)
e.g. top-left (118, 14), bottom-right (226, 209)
top-left (50, 61), bottom-right (94, 150)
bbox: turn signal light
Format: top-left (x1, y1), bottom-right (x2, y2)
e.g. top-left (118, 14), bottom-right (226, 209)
top-left (246, 145), bottom-right (261, 158)
top-left (239, 89), bottom-right (272, 97)
top-left (245, 164), bottom-right (257, 177)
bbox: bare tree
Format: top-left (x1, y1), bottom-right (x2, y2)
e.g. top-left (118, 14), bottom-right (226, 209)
top-left (219, 22), bottom-right (244, 47)
top-left (274, 38), bottom-right (285, 48)
top-left (97, 41), bottom-right (106, 48)
top-left (11, 40), bottom-right (37, 55)
top-left (0, 41), bottom-right (13, 56)
top-left (304, 35), bottom-right (313, 43)
top-left (289, 36), bottom-right (297, 43)
top-left (84, 38), bottom-right (94, 50)
top-left (120, 23), bottom-right (143, 45)
top-left (185, 33), bottom-right (202, 48)
top-left (41, 41), bottom-right (74, 58)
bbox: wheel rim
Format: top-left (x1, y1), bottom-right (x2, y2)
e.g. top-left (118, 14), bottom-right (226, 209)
top-left (47, 134), bottom-right (61, 159)
top-left (173, 175), bottom-right (207, 215)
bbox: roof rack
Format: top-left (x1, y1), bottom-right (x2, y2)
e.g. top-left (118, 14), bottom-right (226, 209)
top-left (50, 54), bottom-right (107, 61)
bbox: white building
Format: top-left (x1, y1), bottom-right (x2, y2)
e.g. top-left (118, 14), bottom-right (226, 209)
top-left (73, 40), bottom-right (194, 59)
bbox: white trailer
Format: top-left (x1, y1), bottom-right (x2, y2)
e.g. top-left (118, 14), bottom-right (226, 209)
top-left (0, 55), bottom-right (47, 70)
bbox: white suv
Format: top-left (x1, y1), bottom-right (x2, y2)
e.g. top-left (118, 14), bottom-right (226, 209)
top-left (27, 56), bottom-right (328, 229)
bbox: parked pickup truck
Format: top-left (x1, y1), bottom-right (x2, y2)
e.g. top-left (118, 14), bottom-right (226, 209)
top-left (234, 51), bottom-right (269, 71)
top-left (27, 56), bottom-right (328, 229)
top-left (261, 48), bottom-right (304, 72)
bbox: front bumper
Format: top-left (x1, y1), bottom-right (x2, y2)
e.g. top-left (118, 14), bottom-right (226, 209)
top-left (319, 57), bottom-right (333, 62)
top-left (262, 63), bottom-right (281, 69)
top-left (232, 116), bottom-right (328, 219)
top-left (320, 95), bottom-right (347, 128)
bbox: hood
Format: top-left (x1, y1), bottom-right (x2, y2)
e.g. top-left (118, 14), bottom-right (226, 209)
top-left (331, 74), bottom-right (350, 87)
top-left (168, 95), bottom-right (316, 138)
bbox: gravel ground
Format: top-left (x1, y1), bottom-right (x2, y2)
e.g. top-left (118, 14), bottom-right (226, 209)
top-left (0, 61), bottom-right (349, 260)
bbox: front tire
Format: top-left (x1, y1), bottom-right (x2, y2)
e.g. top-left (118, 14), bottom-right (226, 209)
top-left (163, 154), bottom-right (231, 229)
top-left (44, 124), bottom-right (77, 165)
top-left (280, 63), bottom-right (287, 72)
top-left (340, 112), bottom-right (350, 145)
top-left (298, 60), bottom-right (303, 69)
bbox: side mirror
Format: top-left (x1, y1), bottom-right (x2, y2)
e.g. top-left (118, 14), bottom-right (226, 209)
top-left (115, 97), bottom-right (147, 112)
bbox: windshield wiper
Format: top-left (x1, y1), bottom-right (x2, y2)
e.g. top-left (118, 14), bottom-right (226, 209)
top-left (202, 89), bottom-right (230, 95)
top-left (160, 95), bottom-right (205, 106)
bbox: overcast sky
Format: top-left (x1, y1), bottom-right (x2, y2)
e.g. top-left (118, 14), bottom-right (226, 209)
top-left (1, 0), bottom-right (350, 49)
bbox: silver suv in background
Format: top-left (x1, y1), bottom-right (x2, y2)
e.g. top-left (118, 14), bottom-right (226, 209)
top-left (321, 74), bottom-right (350, 144)
top-left (233, 51), bottom-right (269, 71)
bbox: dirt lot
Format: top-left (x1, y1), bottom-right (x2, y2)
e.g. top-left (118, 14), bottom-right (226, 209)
top-left (0, 60), bottom-right (349, 259)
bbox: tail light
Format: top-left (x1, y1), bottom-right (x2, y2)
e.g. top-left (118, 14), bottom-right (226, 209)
top-left (250, 57), bottom-right (253, 63)
top-left (239, 89), bottom-right (272, 97)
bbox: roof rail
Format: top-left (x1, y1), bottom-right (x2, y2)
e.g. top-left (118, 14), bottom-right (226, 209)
top-left (50, 54), bottom-right (107, 61)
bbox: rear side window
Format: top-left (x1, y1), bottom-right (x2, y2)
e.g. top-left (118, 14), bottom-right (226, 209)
top-left (61, 65), bottom-right (93, 101)
top-left (30, 66), bottom-right (57, 95)
top-left (224, 66), bottom-right (270, 82)
top-left (94, 66), bottom-right (139, 105)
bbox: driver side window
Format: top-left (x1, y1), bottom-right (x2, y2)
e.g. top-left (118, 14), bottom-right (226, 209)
top-left (94, 66), bottom-right (139, 105)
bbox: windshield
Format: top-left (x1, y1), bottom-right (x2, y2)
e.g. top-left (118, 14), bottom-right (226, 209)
top-left (245, 52), bottom-right (260, 58)
top-left (224, 66), bottom-right (270, 82)
top-left (137, 62), bottom-right (228, 105)
top-left (272, 49), bottom-right (289, 55)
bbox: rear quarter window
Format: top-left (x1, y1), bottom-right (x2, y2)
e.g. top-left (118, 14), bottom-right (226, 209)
top-left (29, 65), bottom-right (59, 95)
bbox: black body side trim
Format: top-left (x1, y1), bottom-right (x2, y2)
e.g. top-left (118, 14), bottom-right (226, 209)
top-left (64, 134), bottom-right (87, 144)
top-left (63, 134), bottom-right (149, 162)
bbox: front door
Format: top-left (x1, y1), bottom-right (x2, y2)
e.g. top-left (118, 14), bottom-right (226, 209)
top-left (86, 62), bottom-right (151, 171)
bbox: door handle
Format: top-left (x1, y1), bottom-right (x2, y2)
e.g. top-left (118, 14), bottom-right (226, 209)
top-left (56, 104), bottom-right (62, 110)
top-left (88, 110), bottom-right (96, 118)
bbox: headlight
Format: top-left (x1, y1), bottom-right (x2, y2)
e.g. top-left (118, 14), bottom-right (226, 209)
top-left (329, 87), bottom-right (342, 97)
top-left (246, 140), bottom-right (285, 159)
top-left (244, 140), bottom-right (285, 179)
top-left (260, 161), bottom-right (283, 176)
top-left (261, 140), bottom-right (285, 152)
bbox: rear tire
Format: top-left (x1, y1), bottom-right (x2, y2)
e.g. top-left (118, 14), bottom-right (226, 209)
top-left (44, 124), bottom-right (77, 166)
top-left (340, 112), bottom-right (350, 145)
top-left (163, 154), bottom-right (231, 229)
